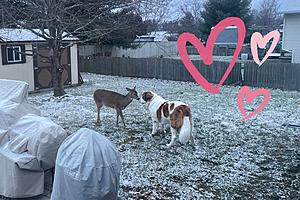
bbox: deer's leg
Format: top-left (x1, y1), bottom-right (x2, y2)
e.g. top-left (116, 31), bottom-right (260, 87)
top-left (96, 103), bottom-right (102, 125)
top-left (119, 109), bottom-right (126, 128)
top-left (116, 108), bottom-right (120, 127)
top-left (116, 108), bottom-right (125, 127)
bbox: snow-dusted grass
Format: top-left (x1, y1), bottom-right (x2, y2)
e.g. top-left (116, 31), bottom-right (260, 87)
top-left (29, 73), bottom-right (300, 199)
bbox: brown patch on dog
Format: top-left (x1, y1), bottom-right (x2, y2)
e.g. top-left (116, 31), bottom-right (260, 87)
top-left (170, 103), bottom-right (175, 111)
top-left (157, 102), bottom-right (169, 121)
top-left (163, 103), bottom-right (169, 118)
top-left (170, 105), bottom-right (191, 129)
top-left (156, 103), bottom-right (164, 122)
top-left (142, 92), bottom-right (154, 102)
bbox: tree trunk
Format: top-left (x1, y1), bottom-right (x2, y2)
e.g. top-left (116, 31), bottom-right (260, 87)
top-left (50, 42), bottom-right (65, 97)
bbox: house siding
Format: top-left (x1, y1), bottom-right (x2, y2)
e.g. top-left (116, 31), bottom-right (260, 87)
top-left (0, 43), bottom-right (35, 91)
top-left (283, 13), bottom-right (300, 63)
top-left (113, 42), bottom-right (178, 58)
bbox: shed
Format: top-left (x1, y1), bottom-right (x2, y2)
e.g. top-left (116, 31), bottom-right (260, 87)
top-left (0, 29), bottom-right (79, 91)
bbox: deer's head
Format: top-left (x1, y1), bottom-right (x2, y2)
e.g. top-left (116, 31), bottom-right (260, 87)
top-left (126, 86), bottom-right (139, 100)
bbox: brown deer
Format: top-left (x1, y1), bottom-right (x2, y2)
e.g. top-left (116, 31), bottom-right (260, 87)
top-left (93, 86), bottom-right (139, 127)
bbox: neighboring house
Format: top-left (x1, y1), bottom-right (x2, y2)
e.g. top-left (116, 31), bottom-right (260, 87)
top-left (0, 29), bottom-right (79, 91)
top-left (134, 31), bottom-right (170, 42)
top-left (115, 31), bottom-right (178, 58)
top-left (215, 26), bottom-right (238, 45)
top-left (280, 0), bottom-right (300, 63)
top-left (184, 26), bottom-right (241, 56)
top-left (182, 27), bottom-right (240, 56)
top-left (208, 26), bottom-right (240, 56)
top-left (78, 31), bottom-right (179, 59)
top-left (208, 25), bottom-right (284, 59)
top-left (215, 26), bottom-right (238, 56)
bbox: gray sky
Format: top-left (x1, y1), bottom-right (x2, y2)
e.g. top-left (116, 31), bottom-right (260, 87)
top-left (168, 0), bottom-right (283, 20)
top-left (252, 0), bottom-right (284, 9)
top-left (252, 0), bottom-right (262, 9)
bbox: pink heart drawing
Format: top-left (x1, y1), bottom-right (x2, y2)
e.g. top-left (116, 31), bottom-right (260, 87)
top-left (237, 86), bottom-right (271, 121)
top-left (251, 30), bottom-right (281, 66)
top-left (177, 17), bottom-right (246, 94)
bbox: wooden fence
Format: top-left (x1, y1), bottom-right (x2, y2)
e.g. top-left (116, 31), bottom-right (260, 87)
top-left (79, 56), bottom-right (300, 91)
top-left (243, 62), bottom-right (300, 91)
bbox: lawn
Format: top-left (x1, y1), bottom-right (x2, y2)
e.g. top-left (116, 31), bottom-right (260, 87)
top-left (28, 72), bottom-right (300, 199)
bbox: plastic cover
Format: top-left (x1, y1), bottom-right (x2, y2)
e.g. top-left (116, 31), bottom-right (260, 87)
top-left (51, 128), bottom-right (121, 200)
top-left (7, 114), bottom-right (67, 170)
top-left (0, 79), bottom-right (67, 198)
top-left (0, 79), bottom-right (40, 129)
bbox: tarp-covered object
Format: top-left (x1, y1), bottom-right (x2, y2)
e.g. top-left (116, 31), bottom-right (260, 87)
top-left (0, 79), bottom-right (67, 198)
top-left (51, 128), bottom-right (121, 200)
top-left (0, 79), bottom-right (40, 129)
top-left (7, 114), bottom-right (67, 170)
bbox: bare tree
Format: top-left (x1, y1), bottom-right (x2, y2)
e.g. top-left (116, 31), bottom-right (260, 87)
top-left (0, 0), bottom-right (136, 96)
top-left (135, 0), bottom-right (172, 24)
top-left (181, 0), bottom-right (203, 21)
top-left (256, 0), bottom-right (282, 26)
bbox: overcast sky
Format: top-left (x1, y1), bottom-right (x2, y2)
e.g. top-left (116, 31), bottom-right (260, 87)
top-left (168, 0), bottom-right (283, 20)
top-left (252, 0), bottom-right (263, 8)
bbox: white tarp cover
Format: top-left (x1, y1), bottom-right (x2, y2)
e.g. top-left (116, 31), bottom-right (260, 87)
top-left (51, 128), bottom-right (121, 200)
top-left (0, 79), bottom-right (67, 198)
top-left (7, 114), bottom-right (67, 170)
top-left (0, 79), bottom-right (40, 129)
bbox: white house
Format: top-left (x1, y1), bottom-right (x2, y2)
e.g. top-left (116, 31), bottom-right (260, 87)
top-left (0, 29), bottom-right (79, 91)
top-left (79, 31), bottom-right (179, 59)
top-left (280, 0), bottom-right (300, 63)
top-left (114, 31), bottom-right (179, 58)
top-left (134, 31), bottom-right (170, 42)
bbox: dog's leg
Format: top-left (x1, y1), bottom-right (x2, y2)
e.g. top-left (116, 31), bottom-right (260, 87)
top-left (159, 123), bottom-right (165, 133)
top-left (190, 133), bottom-right (195, 146)
top-left (166, 128), bottom-right (177, 148)
top-left (151, 120), bottom-right (159, 136)
top-left (189, 116), bottom-right (195, 146)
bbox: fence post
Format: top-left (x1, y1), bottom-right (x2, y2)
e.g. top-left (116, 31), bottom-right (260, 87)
top-left (241, 62), bottom-right (245, 85)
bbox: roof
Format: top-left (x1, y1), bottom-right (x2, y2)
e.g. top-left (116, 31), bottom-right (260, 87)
top-left (135, 31), bottom-right (169, 42)
top-left (148, 31), bottom-right (169, 42)
top-left (214, 26), bottom-right (238, 44)
top-left (0, 29), bottom-right (78, 43)
top-left (279, 0), bottom-right (300, 14)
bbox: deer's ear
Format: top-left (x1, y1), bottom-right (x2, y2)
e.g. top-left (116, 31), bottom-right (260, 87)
top-left (126, 87), bottom-right (130, 91)
top-left (133, 86), bottom-right (136, 89)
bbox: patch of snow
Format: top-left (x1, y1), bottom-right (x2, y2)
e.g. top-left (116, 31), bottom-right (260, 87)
top-left (27, 73), bottom-right (300, 199)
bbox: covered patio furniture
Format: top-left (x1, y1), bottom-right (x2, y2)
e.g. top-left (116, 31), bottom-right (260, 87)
top-left (0, 79), bottom-right (67, 198)
top-left (51, 128), bottom-right (121, 200)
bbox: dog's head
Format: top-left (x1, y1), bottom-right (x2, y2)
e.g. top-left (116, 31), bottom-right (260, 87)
top-left (140, 91), bottom-right (155, 104)
top-left (170, 105), bottom-right (191, 129)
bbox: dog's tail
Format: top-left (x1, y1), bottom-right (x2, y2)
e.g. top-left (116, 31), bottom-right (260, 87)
top-left (178, 116), bottom-right (193, 145)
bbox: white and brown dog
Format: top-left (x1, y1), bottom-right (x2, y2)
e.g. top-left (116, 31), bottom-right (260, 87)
top-left (140, 91), bottom-right (195, 148)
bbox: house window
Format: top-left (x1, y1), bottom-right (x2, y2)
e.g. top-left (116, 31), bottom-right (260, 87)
top-left (6, 46), bottom-right (22, 63)
top-left (1, 44), bottom-right (26, 65)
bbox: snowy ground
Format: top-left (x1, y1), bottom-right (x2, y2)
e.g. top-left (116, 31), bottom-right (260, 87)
top-left (28, 73), bottom-right (300, 199)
